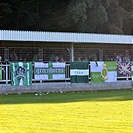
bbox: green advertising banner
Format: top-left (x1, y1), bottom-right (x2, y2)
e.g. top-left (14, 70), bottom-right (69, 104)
top-left (10, 62), bottom-right (32, 86)
top-left (0, 66), bottom-right (2, 80)
top-left (70, 62), bottom-right (89, 83)
top-left (90, 61), bottom-right (117, 83)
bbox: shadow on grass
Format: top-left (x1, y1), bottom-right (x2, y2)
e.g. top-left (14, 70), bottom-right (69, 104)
top-left (0, 89), bottom-right (132, 104)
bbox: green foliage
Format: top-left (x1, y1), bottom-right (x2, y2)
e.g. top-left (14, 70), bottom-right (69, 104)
top-left (66, 0), bottom-right (93, 23)
top-left (93, 5), bottom-right (108, 25)
top-left (67, 0), bottom-right (87, 23)
top-left (101, 0), bottom-right (111, 9)
top-left (0, 0), bottom-right (133, 35)
top-left (108, 24), bottom-right (124, 34)
top-left (0, 3), bottom-right (12, 13)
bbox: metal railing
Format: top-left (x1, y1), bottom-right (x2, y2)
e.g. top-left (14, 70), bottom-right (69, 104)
top-left (0, 63), bottom-right (131, 84)
top-left (0, 63), bottom-right (71, 84)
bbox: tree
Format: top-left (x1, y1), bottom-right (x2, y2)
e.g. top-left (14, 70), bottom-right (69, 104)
top-left (8, 0), bottom-right (41, 30)
top-left (0, 2), bottom-right (13, 28)
top-left (0, 0), bottom-right (133, 35)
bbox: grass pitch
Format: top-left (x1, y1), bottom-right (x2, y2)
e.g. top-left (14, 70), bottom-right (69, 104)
top-left (0, 89), bottom-right (133, 133)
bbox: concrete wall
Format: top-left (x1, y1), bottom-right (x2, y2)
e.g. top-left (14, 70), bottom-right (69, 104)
top-left (0, 81), bottom-right (132, 94)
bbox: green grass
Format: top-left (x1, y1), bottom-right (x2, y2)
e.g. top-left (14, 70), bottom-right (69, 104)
top-left (0, 89), bottom-right (133, 133)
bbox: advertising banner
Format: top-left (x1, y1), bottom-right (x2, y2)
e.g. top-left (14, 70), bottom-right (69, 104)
top-left (34, 62), bottom-right (65, 80)
top-left (90, 61), bottom-right (117, 83)
top-left (117, 60), bottom-right (131, 77)
top-left (10, 62), bottom-right (32, 86)
top-left (0, 66), bottom-right (2, 80)
top-left (70, 62), bottom-right (89, 83)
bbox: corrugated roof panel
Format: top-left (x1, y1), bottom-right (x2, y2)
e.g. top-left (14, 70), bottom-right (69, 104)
top-left (0, 30), bottom-right (132, 44)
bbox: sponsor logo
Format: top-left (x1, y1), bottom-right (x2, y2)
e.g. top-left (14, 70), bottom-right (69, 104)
top-left (14, 66), bottom-right (29, 84)
top-left (74, 71), bottom-right (83, 75)
top-left (70, 69), bottom-right (88, 76)
top-left (91, 73), bottom-right (101, 78)
top-left (35, 68), bottom-right (64, 74)
top-left (14, 66), bottom-right (28, 77)
top-left (101, 64), bottom-right (109, 80)
top-left (107, 66), bottom-right (117, 71)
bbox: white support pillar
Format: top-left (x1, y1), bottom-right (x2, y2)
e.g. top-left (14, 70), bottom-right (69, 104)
top-left (6, 63), bottom-right (8, 84)
top-left (71, 43), bottom-right (74, 62)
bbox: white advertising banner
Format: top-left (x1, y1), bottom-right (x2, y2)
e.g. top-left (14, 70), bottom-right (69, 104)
top-left (34, 62), bottom-right (65, 80)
